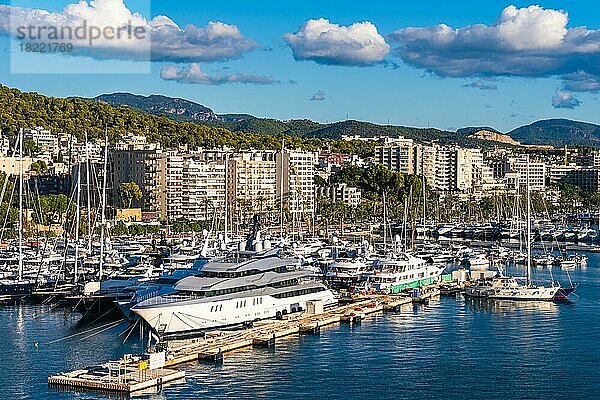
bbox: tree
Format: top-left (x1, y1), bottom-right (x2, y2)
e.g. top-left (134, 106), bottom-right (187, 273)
top-left (314, 175), bottom-right (327, 187)
top-left (30, 160), bottom-right (48, 174)
top-left (23, 139), bottom-right (40, 155)
top-left (119, 182), bottom-right (143, 208)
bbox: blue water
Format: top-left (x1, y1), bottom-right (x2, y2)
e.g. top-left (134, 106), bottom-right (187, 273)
top-left (2, 256), bottom-right (600, 399)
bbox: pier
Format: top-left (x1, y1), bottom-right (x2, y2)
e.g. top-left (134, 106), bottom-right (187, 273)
top-left (48, 285), bottom-right (441, 394)
top-left (48, 355), bottom-right (185, 394)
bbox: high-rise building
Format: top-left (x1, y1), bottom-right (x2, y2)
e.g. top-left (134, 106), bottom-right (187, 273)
top-left (277, 150), bottom-right (316, 219)
top-left (111, 135), bottom-right (167, 219)
top-left (228, 151), bottom-right (278, 218)
top-left (509, 157), bottom-right (546, 190)
top-left (375, 137), bottom-right (417, 175)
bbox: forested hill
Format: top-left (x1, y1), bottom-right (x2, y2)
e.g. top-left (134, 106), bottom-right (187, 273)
top-left (0, 85), bottom-right (507, 155)
top-left (508, 119), bottom-right (600, 146)
top-left (0, 85), bottom-right (372, 156)
top-left (78, 90), bottom-right (600, 148)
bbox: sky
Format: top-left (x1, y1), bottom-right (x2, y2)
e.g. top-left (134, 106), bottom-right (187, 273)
top-left (0, 0), bottom-right (599, 132)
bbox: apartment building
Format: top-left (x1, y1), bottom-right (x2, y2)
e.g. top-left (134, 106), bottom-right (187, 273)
top-left (277, 150), bottom-right (316, 219)
top-left (316, 183), bottom-right (362, 207)
top-left (112, 135), bottom-right (167, 219)
top-left (509, 157), bottom-right (546, 190)
top-left (374, 137), bottom-right (417, 175)
top-left (228, 151), bottom-right (278, 217)
top-left (24, 127), bottom-right (59, 157)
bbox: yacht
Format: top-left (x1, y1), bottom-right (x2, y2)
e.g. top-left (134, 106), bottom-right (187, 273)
top-left (325, 258), bottom-right (371, 288)
top-left (464, 275), bottom-right (574, 301)
top-left (465, 159), bottom-right (576, 302)
top-left (132, 249), bottom-right (336, 338)
top-left (363, 252), bottom-right (444, 293)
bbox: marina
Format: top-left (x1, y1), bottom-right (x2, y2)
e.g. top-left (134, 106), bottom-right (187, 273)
top-left (2, 256), bottom-right (597, 399)
top-left (46, 289), bottom-right (430, 394)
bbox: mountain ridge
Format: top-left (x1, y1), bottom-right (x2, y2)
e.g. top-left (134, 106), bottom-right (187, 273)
top-left (93, 92), bottom-right (600, 147)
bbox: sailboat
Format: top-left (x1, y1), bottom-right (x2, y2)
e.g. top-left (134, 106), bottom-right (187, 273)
top-left (465, 156), bottom-right (576, 302)
top-left (0, 129), bottom-right (35, 299)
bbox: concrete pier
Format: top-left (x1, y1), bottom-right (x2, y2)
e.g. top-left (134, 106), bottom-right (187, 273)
top-left (49, 285), bottom-right (441, 395)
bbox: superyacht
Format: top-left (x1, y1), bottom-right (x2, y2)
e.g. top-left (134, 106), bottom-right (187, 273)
top-left (132, 249), bottom-right (336, 338)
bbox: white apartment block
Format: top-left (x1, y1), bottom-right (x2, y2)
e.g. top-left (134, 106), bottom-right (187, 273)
top-left (229, 151), bottom-right (278, 216)
top-left (374, 137), bottom-right (417, 175)
top-left (277, 150), bottom-right (316, 218)
top-left (510, 157), bottom-right (546, 190)
top-left (316, 183), bottom-right (362, 207)
top-left (24, 127), bottom-right (59, 157)
top-left (182, 157), bottom-right (226, 221)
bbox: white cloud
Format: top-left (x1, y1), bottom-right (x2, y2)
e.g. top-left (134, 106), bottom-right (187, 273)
top-left (284, 18), bottom-right (389, 66)
top-left (387, 5), bottom-right (600, 94)
top-left (561, 71), bottom-right (600, 93)
top-left (495, 5), bottom-right (568, 50)
top-left (0, 0), bottom-right (258, 62)
top-left (463, 79), bottom-right (497, 90)
top-left (160, 63), bottom-right (279, 85)
top-left (552, 91), bottom-right (582, 109)
top-left (310, 90), bottom-right (326, 101)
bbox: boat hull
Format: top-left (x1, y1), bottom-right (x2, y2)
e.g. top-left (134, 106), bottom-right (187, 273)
top-left (133, 290), bottom-right (336, 339)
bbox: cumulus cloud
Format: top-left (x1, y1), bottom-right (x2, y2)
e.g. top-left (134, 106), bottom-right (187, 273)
top-left (0, 0), bottom-right (258, 62)
top-left (310, 90), bottom-right (326, 101)
top-left (387, 5), bottom-right (600, 93)
top-left (284, 18), bottom-right (389, 66)
top-left (463, 79), bottom-right (497, 90)
top-left (561, 71), bottom-right (600, 93)
top-left (552, 90), bottom-right (582, 109)
top-left (160, 63), bottom-right (279, 85)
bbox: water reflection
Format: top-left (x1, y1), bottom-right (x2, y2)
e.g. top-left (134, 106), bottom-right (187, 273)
top-left (464, 296), bottom-right (562, 314)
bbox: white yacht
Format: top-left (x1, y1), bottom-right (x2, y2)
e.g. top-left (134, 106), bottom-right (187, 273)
top-left (363, 252), bottom-right (444, 293)
top-left (132, 249), bottom-right (336, 338)
top-left (464, 275), bottom-right (573, 300)
top-left (325, 258), bottom-right (371, 287)
top-left (465, 158), bottom-right (576, 302)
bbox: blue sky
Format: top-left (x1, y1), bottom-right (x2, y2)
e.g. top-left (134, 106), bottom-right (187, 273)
top-left (0, 0), bottom-right (599, 132)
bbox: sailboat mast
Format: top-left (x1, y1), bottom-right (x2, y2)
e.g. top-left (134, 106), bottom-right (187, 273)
top-left (279, 139), bottom-right (285, 239)
top-left (382, 191), bottom-right (387, 252)
top-left (74, 157), bottom-right (81, 284)
top-left (18, 128), bottom-right (23, 282)
top-left (99, 132), bottom-right (108, 281)
top-left (224, 152), bottom-right (229, 244)
top-left (526, 155), bottom-right (532, 287)
top-left (84, 131), bottom-right (92, 253)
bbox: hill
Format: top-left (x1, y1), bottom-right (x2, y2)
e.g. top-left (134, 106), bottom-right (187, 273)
top-left (96, 92), bottom-right (508, 148)
top-left (456, 126), bottom-right (501, 135)
top-left (508, 119), bottom-right (600, 146)
top-left (0, 85), bottom-right (376, 156)
top-left (456, 127), bottom-right (520, 146)
top-left (94, 93), bottom-right (220, 122)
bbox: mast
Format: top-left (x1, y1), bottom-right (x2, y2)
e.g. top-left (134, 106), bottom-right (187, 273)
top-left (74, 156), bottom-right (81, 284)
top-left (99, 131), bottom-right (108, 282)
top-left (224, 152), bottom-right (229, 244)
top-left (382, 191), bottom-right (387, 252)
top-left (279, 139), bottom-right (285, 240)
top-left (84, 131), bottom-right (92, 253)
top-left (18, 128), bottom-right (23, 282)
top-left (526, 155), bottom-right (532, 287)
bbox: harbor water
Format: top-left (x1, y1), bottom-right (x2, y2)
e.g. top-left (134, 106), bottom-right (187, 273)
top-left (2, 256), bottom-right (599, 399)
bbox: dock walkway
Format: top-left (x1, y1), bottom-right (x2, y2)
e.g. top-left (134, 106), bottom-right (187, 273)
top-left (49, 285), bottom-right (441, 394)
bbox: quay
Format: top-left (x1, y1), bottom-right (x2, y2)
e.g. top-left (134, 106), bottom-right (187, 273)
top-left (48, 355), bottom-right (185, 394)
top-left (48, 284), bottom-right (443, 394)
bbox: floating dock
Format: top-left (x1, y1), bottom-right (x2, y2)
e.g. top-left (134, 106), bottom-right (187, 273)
top-left (48, 354), bottom-right (185, 394)
top-left (49, 285), bottom-right (441, 394)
